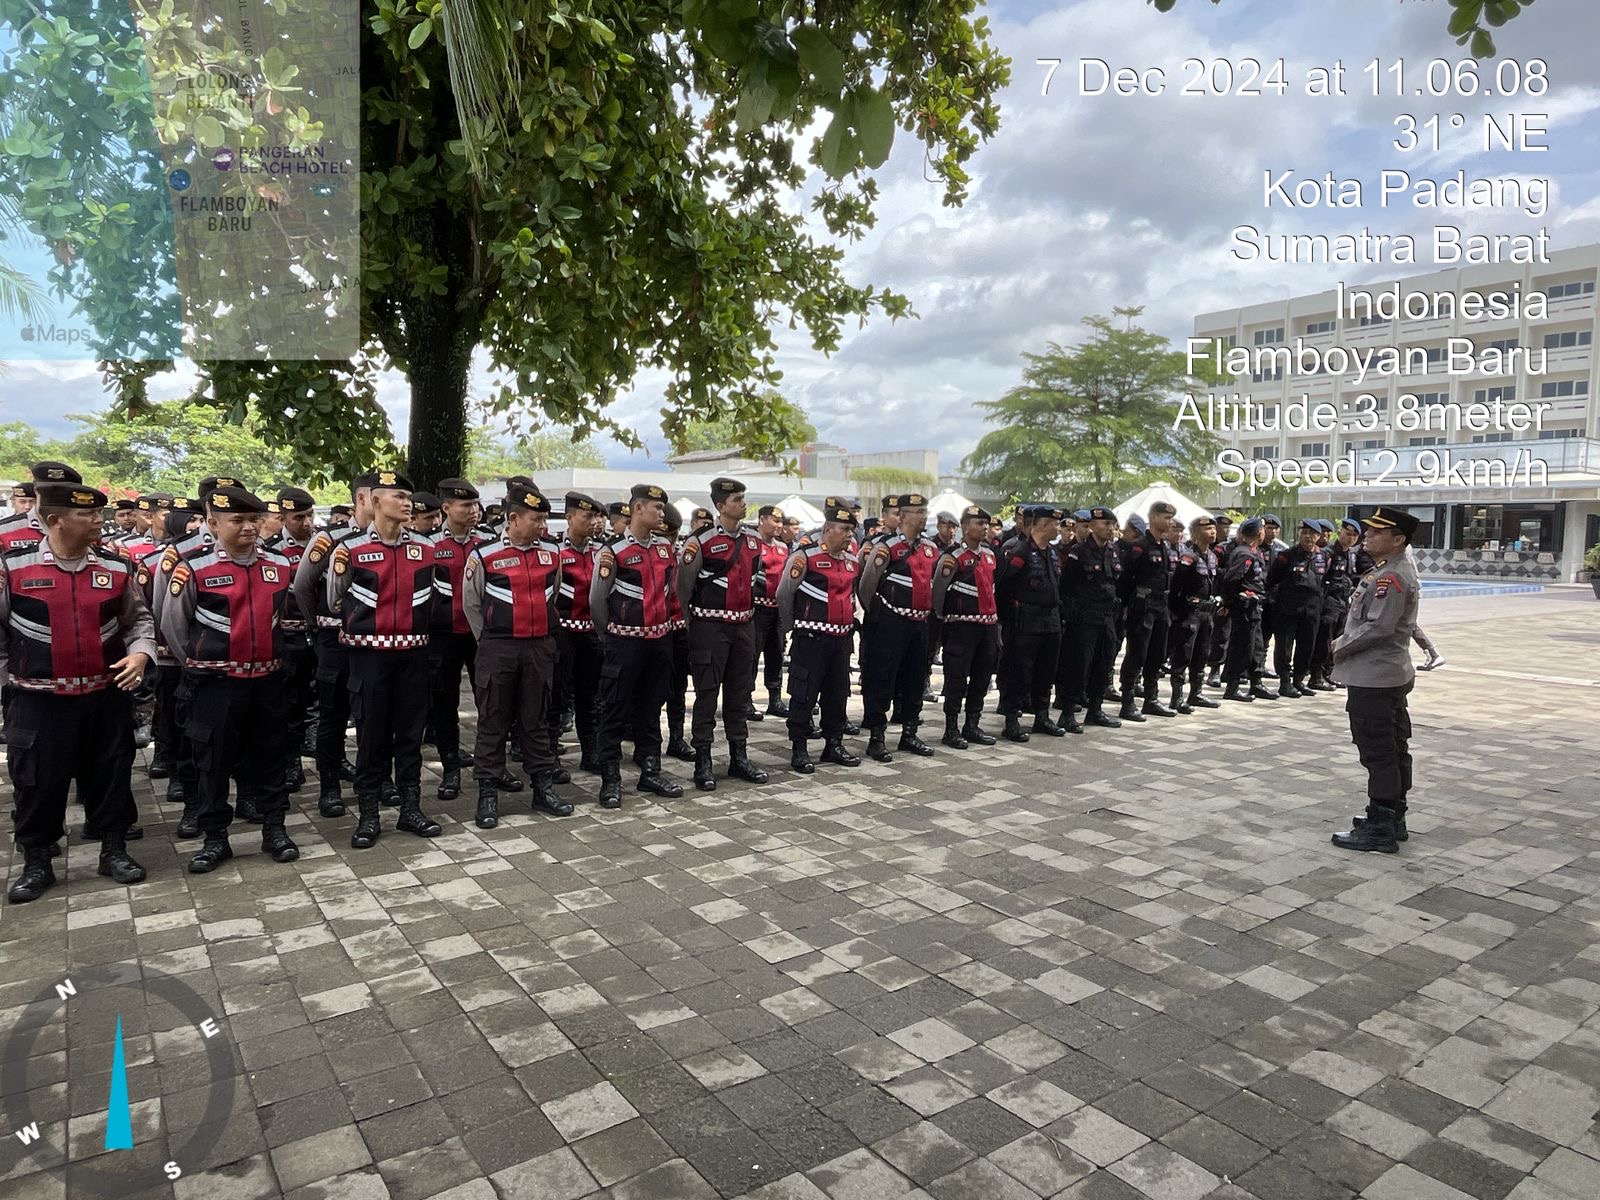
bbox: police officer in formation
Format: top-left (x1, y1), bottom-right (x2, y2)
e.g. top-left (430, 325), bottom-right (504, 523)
top-left (5, 462), bottom-right (1444, 904)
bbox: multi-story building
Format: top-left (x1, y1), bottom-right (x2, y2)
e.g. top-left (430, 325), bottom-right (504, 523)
top-left (1194, 244), bottom-right (1600, 582)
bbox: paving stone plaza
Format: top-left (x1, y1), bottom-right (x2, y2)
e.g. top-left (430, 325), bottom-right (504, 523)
top-left (2, 589), bottom-right (1597, 1200)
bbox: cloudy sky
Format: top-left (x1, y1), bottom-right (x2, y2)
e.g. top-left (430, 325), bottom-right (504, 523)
top-left (3, 0), bottom-right (1597, 477)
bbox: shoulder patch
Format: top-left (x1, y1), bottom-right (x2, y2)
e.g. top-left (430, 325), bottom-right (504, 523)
top-left (789, 560), bottom-right (805, 580)
top-left (873, 547), bottom-right (890, 567)
top-left (681, 541), bottom-right (698, 564)
top-left (940, 558), bottom-right (956, 578)
top-left (168, 563), bottom-right (192, 595)
top-left (160, 546), bottom-right (179, 572)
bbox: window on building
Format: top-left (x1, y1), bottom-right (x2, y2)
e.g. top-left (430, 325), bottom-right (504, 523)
top-left (1537, 428), bottom-right (1580, 439)
top-left (1252, 327), bottom-right (1285, 346)
top-left (1251, 366), bottom-right (1284, 383)
top-left (1303, 319), bottom-right (1335, 336)
top-left (1250, 445), bottom-right (1275, 461)
top-left (1471, 432), bottom-right (1514, 444)
top-left (1299, 442), bottom-right (1329, 456)
top-left (1545, 280), bottom-right (1596, 300)
top-left (1355, 439), bottom-right (1383, 450)
top-left (1472, 386), bottom-right (1516, 405)
top-left (1539, 380), bottom-right (1590, 399)
top-left (1543, 329), bottom-right (1593, 350)
top-left (1355, 313), bottom-right (1389, 328)
top-left (1423, 346), bottom-right (1449, 369)
top-left (1484, 336), bottom-right (1519, 353)
top-left (1453, 503), bottom-right (1562, 553)
top-left (1407, 436), bottom-right (1445, 447)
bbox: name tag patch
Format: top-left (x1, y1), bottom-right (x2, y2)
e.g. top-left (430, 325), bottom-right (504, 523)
top-left (20, 577), bottom-right (53, 590)
top-left (356, 552), bottom-right (385, 564)
top-left (491, 557), bottom-right (519, 569)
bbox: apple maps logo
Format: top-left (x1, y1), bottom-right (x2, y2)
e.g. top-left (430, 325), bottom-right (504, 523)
top-left (17, 323), bottom-right (91, 345)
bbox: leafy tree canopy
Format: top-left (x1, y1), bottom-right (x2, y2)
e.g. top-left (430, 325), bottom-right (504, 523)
top-left (672, 392), bottom-right (816, 458)
top-left (1149, 0), bottom-right (1535, 57)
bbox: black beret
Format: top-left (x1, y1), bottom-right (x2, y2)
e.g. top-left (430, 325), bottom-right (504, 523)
top-left (135, 494), bottom-right (168, 512)
top-left (758, 505), bottom-right (784, 519)
top-left (277, 487), bottom-right (315, 514)
top-left (961, 505), bottom-right (991, 522)
top-left (350, 471), bottom-right (380, 492)
top-left (207, 485), bottom-right (269, 514)
top-left (1237, 517), bottom-right (1263, 537)
top-left (410, 492), bottom-right (441, 514)
top-left (881, 495), bottom-right (899, 510)
top-left (824, 505), bottom-right (857, 526)
top-left (660, 503), bottom-right (681, 532)
top-left (114, 498), bottom-right (137, 511)
top-left (631, 482), bottom-right (669, 504)
top-left (37, 483), bottom-right (106, 509)
top-left (371, 470), bottom-right (413, 492)
top-left (329, 503), bottom-right (353, 516)
top-left (1127, 514), bottom-right (1148, 534)
top-left (691, 507), bottom-right (712, 523)
top-left (31, 461), bottom-right (81, 484)
top-left (1149, 501), bottom-right (1178, 517)
top-left (170, 497), bottom-right (202, 514)
top-left (197, 475), bottom-right (244, 498)
top-left (1262, 512), bottom-right (1283, 526)
top-left (563, 491), bottom-right (603, 515)
top-left (606, 501), bottom-right (627, 518)
top-left (709, 476), bottom-right (745, 503)
top-left (900, 493), bottom-right (928, 507)
top-left (504, 481), bottom-right (550, 513)
top-left (14, 481), bottom-right (34, 498)
top-left (436, 478), bottom-right (479, 501)
top-left (1087, 506), bottom-right (1115, 521)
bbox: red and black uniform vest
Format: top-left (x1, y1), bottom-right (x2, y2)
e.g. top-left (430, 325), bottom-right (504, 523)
top-left (558, 538), bottom-right (599, 632)
top-left (754, 538), bottom-right (787, 608)
top-left (0, 515), bottom-right (44, 556)
top-left (471, 539), bottom-right (560, 638)
top-left (791, 546), bottom-right (858, 635)
top-left (2, 546), bottom-right (137, 695)
top-left (607, 534), bottom-right (675, 639)
top-left (685, 525), bottom-right (761, 622)
top-left (116, 531), bottom-right (157, 561)
top-left (874, 533), bottom-right (940, 619)
top-left (263, 532), bottom-right (310, 632)
top-left (336, 530), bottom-right (436, 649)
top-left (306, 527), bottom-right (362, 628)
top-left (429, 528), bottom-right (491, 635)
top-left (943, 544), bottom-right (998, 624)
top-left (180, 549), bottom-right (292, 676)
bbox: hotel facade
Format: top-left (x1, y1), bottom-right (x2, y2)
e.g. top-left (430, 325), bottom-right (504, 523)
top-left (1194, 244), bottom-right (1600, 582)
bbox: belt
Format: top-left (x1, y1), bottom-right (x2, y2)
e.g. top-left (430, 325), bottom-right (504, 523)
top-left (607, 621), bottom-right (671, 639)
top-left (11, 674), bottom-right (112, 696)
top-left (752, 597), bottom-right (778, 608)
top-left (316, 615), bottom-right (341, 628)
top-left (690, 606), bottom-right (754, 623)
top-left (793, 619), bottom-right (852, 636)
top-left (338, 633), bottom-right (429, 649)
top-left (186, 658), bottom-right (283, 678)
top-left (875, 596), bottom-right (930, 621)
top-left (943, 613), bottom-right (998, 625)
top-left (559, 618), bottom-right (595, 632)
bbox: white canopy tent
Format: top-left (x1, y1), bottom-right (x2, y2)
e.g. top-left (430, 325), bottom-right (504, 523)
top-left (671, 497), bottom-right (698, 523)
top-left (776, 494), bottom-right (825, 526)
top-left (1114, 481), bottom-right (1212, 530)
top-left (925, 489), bottom-right (972, 520)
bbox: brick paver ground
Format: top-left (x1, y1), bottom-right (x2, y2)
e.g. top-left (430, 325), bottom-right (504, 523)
top-left (2, 589), bottom-right (1597, 1200)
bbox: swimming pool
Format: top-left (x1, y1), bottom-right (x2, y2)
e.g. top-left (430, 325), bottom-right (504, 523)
top-left (1419, 580), bottom-right (1544, 597)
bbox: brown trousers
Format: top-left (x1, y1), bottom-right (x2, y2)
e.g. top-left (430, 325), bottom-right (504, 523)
top-left (472, 635), bottom-right (557, 780)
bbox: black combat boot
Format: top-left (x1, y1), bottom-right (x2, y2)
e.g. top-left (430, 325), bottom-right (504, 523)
top-left (380, 780), bottom-right (401, 807)
top-left (531, 769), bottom-right (574, 817)
top-left (1249, 681), bottom-right (1279, 701)
top-left (475, 781), bottom-right (500, 829)
top-left (1061, 708), bottom-right (1084, 735)
top-left (148, 748), bottom-right (172, 779)
top-left (665, 728), bottom-right (696, 762)
top-left (729, 741), bottom-right (767, 783)
top-left (1118, 698), bottom-right (1147, 723)
top-left (1293, 676), bottom-right (1314, 696)
top-left (188, 835), bottom-right (233, 874)
top-left (301, 719), bottom-right (318, 757)
top-left (1086, 708), bottom-right (1122, 729)
top-left (438, 758), bottom-right (462, 801)
top-left (865, 728), bottom-right (893, 763)
top-left (791, 739), bottom-right (815, 774)
top-left (494, 770), bottom-right (523, 793)
top-left (1172, 681), bottom-right (1192, 715)
top-left (1204, 669), bottom-right (1222, 689)
top-left (133, 721), bottom-right (153, 750)
top-left (1001, 714), bottom-right (1030, 743)
top-left (744, 698), bottom-right (764, 723)
top-left (350, 792), bottom-right (382, 849)
top-left (318, 778), bottom-right (345, 818)
top-left (287, 762), bottom-right (305, 792)
top-left (1141, 694), bottom-right (1176, 717)
top-left (963, 711), bottom-right (996, 746)
top-left (339, 757), bottom-right (358, 781)
top-left (578, 731), bottom-right (600, 774)
top-left (164, 776), bottom-right (186, 803)
top-left (897, 723), bottom-right (934, 757)
top-left (766, 690), bottom-right (790, 718)
top-left (395, 786), bottom-right (442, 837)
top-left (941, 714), bottom-right (968, 750)
top-left (1277, 679), bottom-right (1301, 699)
top-left (457, 749), bottom-right (475, 768)
top-left (235, 793), bottom-right (263, 823)
top-left (637, 755), bottom-right (683, 798)
top-left (1189, 689), bottom-right (1220, 709)
top-left (7, 846), bottom-right (57, 904)
top-left (1223, 681), bottom-right (1253, 702)
top-left (843, 719), bottom-right (860, 736)
top-left (550, 762), bottom-right (572, 784)
top-left (261, 823), bottom-right (300, 863)
top-left (1032, 710), bottom-right (1066, 737)
top-left (821, 739), bottom-right (860, 767)
top-left (1332, 806), bottom-right (1399, 853)
top-left (693, 746), bottom-right (717, 792)
top-left (97, 834), bottom-right (148, 884)
top-left (1351, 808), bottom-right (1409, 841)
top-left (175, 803), bottom-right (202, 839)
top-left (598, 764), bottom-right (622, 810)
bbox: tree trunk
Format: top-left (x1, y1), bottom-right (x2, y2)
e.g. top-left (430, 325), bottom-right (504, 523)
top-left (404, 291), bottom-right (476, 489)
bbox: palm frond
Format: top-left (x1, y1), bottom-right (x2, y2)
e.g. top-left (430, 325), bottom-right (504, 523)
top-left (439, 0), bottom-right (525, 178)
top-left (0, 259), bottom-right (47, 324)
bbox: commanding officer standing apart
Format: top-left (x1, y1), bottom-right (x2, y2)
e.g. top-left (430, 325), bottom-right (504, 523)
top-left (462, 481), bottom-right (571, 826)
top-left (776, 504), bottom-right (862, 774)
top-left (162, 486), bottom-right (301, 872)
top-left (751, 505), bottom-right (790, 716)
top-left (1266, 519), bottom-right (1329, 698)
top-left (677, 477), bottom-right (769, 790)
top-left (931, 505), bottom-right (1000, 750)
top-left (1117, 502), bottom-right (1179, 722)
top-left (993, 505), bottom-right (1063, 742)
top-left (1331, 507), bottom-right (1423, 854)
top-left (327, 471), bottom-right (442, 848)
top-left (3, 483), bottom-right (155, 903)
top-left (425, 478), bottom-right (491, 802)
top-left (1056, 506), bottom-right (1123, 734)
top-left (1166, 516), bottom-right (1222, 715)
top-left (590, 484), bottom-right (683, 807)
top-left (856, 492), bottom-right (940, 762)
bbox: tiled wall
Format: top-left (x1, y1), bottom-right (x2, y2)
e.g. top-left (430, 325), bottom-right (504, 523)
top-left (1414, 547), bottom-right (1562, 582)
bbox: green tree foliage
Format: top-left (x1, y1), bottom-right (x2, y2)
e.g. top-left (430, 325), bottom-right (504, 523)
top-left (3, 0), bottom-right (1008, 487)
top-left (672, 392), bottom-right (816, 458)
top-left (466, 425), bottom-right (605, 483)
top-left (961, 308), bottom-right (1226, 506)
top-left (847, 465), bottom-right (935, 491)
top-left (1148, 0), bottom-right (1535, 57)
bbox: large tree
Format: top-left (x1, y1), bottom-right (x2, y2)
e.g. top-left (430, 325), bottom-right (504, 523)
top-left (961, 308), bottom-right (1225, 506)
top-left (2, 0), bottom-right (1007, 486)
top-left (1150, 0), bottom-right (1536, 57)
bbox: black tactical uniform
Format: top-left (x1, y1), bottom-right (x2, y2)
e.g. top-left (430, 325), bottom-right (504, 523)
top-left (1056, 509), bottom-right (1123, 733)
top-left (1266, 526), bottom-right (1329, 696)
top-left (993, 506), bottom-right (1063, 741)
top-left (1117, 513), bottom-right (1178, 720)
top-left (1167, 527), bottom-right (1221, 714)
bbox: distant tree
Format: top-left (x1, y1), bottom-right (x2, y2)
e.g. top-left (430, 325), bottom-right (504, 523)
top-left (466, 424), bottom-right (605, 484)
top-left (962, 308), bottom-right (1225, 505)
top-left (0, 421), bottom-right (62, 482)
top-left (672, 393), bottom-right (817, 459)
top-left (848, 465), bottom-right (935, 491)
top-left (61, 404), bottom-right (305, 494)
